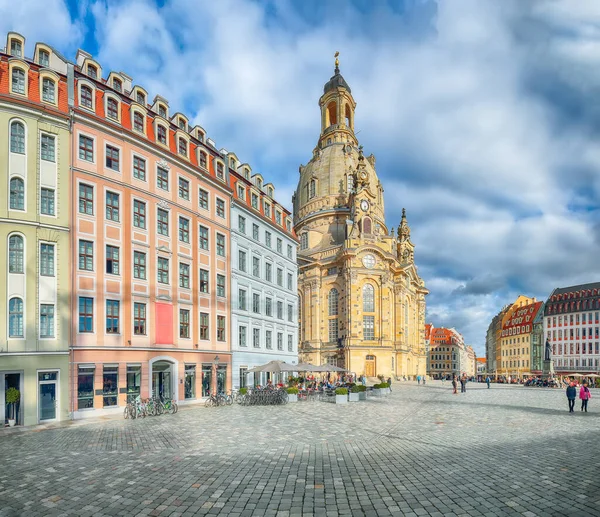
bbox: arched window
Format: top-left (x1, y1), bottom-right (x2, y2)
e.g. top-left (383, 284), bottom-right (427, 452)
top-left (9, 298), bottom-right (24, 337)
top-left (300, 233), bottom-right (308, 250)
top-left (42, 78), bottom-right (55, 103)
top-left (329, 288), bottom-right (339, 316)
top-left (10, 121), bottom-right (25, 154)
top-left (106, 97), bottom-right (119, 120)
top-left (309, 180), bottom-right (316, 199)
top-left (10, 178), bottom-right (25, 210)
top-left (12, 68), bottom-right (25, 94)
top-left (8, 235), bottom-right (24, 273)
top-left (345, 104), bottom-right (352, 128)
top-left (327, 101), bottom-right (337, 126)
top-left (178, 137), bottom-right (187, 156)
top-left (133, 112), bottom-right (144, 132)
top-left (80, 85), bottom-right (93, 109)
top-left (362, 217), bottom-right (372, 234)
top-left (363, 284), bottom-right (374, 312)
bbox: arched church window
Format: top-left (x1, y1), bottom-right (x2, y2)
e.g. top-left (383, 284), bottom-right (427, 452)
top-left (328, 289), bottom-right (339, 316)
top-left (363, 284), bottom-right (374, 312)
top-left (309, 180), bottom-right (316, 199)
top-left (327, 101), bottom-right (337, 127)
top-left (362, 217), bottom-right (372, 234)
top-left (345, 104), bottom-right (351, 128)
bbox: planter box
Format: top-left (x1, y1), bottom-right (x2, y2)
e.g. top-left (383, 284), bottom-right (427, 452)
top-left (358, 392), bottom-right (367, 401)
top-left (384, 388), bottom-right (390, 395)
top-left (8, 419), bottom-right (16, 427)
top-left (288, 394), bottom-right (298, 403)
top-left (335, 394), bottom-right (348, 404)
top-left (348, 392), bottom-right (360, 402)
top-left (373, 389), bottom-right (383, 397)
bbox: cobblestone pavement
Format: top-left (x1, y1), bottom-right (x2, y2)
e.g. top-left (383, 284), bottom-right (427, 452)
top-left (1, 382), bottom-right (599, 517)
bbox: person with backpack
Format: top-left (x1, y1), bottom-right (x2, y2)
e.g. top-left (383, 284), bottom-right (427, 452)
top-left (580, 382), bottom-right (591, 412)
top-left (566, 382), bottom-right (577, 412)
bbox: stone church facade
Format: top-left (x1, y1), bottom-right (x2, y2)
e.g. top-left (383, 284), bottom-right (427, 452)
top-left (293, 58), bottom-right (428, 379)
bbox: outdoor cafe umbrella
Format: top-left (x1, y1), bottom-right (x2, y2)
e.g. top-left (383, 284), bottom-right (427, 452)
top-left (247, 360), bottom-right (301, 373)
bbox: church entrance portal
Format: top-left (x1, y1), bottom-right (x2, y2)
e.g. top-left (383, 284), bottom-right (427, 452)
top-left (365, 355), bottom-right (376, 377)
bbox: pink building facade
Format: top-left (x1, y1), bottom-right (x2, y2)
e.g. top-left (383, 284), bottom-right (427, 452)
top-left (70, 52), bottom-right (232, 418)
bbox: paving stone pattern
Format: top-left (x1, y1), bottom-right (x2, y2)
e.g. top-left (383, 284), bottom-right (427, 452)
top-left (1, 383), bottom-right (599, 516)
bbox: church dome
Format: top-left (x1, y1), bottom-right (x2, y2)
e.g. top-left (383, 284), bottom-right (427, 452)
top-left (324, 68), bottom-right (351, 94)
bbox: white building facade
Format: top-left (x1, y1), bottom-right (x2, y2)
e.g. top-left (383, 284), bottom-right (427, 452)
top-left (230, 172), bottom-right (299, 389)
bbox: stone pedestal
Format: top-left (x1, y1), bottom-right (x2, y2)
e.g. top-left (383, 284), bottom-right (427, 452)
top-left (542, 359), bottom-right (555, 379)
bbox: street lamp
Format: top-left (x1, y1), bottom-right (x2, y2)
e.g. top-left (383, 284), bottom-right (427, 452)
top-left (212, 356), bottom-right (220, 395)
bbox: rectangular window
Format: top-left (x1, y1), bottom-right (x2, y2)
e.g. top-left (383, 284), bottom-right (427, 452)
top-left (199, 269), bottom-right (209, 293)
top-left (217, 316), bottom-right (226, 341)
top-left (217, 233), bottom-right (226, 257)
top-left (288, 335), bottom-right (293, 352)
top-left (277, 301), bottom-right (283, 320)
top-left (157, 167), bottom-right (169, 190)
top-left (199, 225), bottom-right (209, 250)
top-left (277, 268), bottom-right (283, 286)
top-left (126, 365), bottom-right (140, 402)
top-left (106, 299), bottom-right (120, 334)
top-left (253, 293), bottom-right (260, 314)
top-left (40, 304), bottom-right (55, 338)
top-left (277, 332), bottom-right (283, 351)
top-left (217, 275), bottom-right (226, 297)
top-left (133, 200), bottom-right (146, 228)
top-left (265, 263), bottom-right (272, 282)
top-left (266, 330), bottom-right (273, 350)
top-left (40, 243), bottom-right (55, 276)
top-left (105, 145), bottom-right (120, 171)
top-left (238, 289), bottom-right (247, 311)
top-left (179, 262), bottom-right (190, 288)
top-left (185, 365), bottom-right (196, 399)
top-left (264, 202), bottom-right (271, 217)
top-left (363, 316), bottom-right (375, 340)
top-left (276, 211), bottom-right (282, 225)
top-left (265, 298), bottom-right (272, 317)
top-left (105, 191), bottom-right (120, 222)
top-left (238, 185), bottom-right (245, 199)
top-left (287, 244), bottom-right (293, 259)
top-left (133, 251), bottom-right (146, 279)
top-left (179, 177), bottom-right (190, 200)
top-left (39, 49), bottom-right (49, 66)
top-left (288, 304), bottom-right (294, 322)
top-left (157, 208), bottom-right (169, 235)
top-left (238, 215), bottom-right (246, 233)
top-left (238, 250), bottom-right (247, 272)
top-left (79, 296), bottom-right (93, 332)
top-left (199, 152), bottom-right (207, 168)
top-left (133, 156), bottom-right (146, 180)
top-left (106, 245), bottom-right (119, 275)
top-left (78, 367), bottom-right (94, 409)
top-left (41, 134), bottom-right (55, 162)
top-left (253, 257), bottom-right (260, 277)
top-left (180, 309), bottom-right (190, 338)
top-left (251, 193), bottom-right (258, 209)
top-left (252, 224), bottom-right (259, 240)
top-left (133, 112), bottom-right (144, 132)
top-left (277, 238), bottom-right (282, 253)
top-left (216, 162), bottom-right (224, 179)
top-left (157, 257), bottom-right (169, 284)
top-left (179, 217), bottom-right (190, 242)
top-left (199, 189), bottom-right (208, 210)
top-left (239, 326), bottom-right (247, 347)
top-left (200, 312), bottom-right (209, 340)
top-left (79, 240), bottom-right (93, 271)
top-left (79, 135), bottom-right (94, 161)
top-left (253, 328), bottom-right (260, 348)
top-left (216, 198), bottom-right (225, 218)
top-left (157, 125), bottom-right (167, 145)
top-left (79, 184), bottom-right (94, 214)
top-left (265, 231), bottom-right (271, 247)
top-left (287, 273), bottom-right (293, 290)
top-left (329, 319), bottom-right (338, 342)
top-left (41, 188), bottom-right (55, 216)
top-left (106, 98), bottom-right (119, 120)
top-left (103, 365), bottom-right (118, 407)
top-left (134, 303), bottom-right (146, 335)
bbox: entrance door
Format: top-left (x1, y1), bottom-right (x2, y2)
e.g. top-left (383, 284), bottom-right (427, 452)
top-left (38, 371), bottom-right (58, 422)
top-left (365, 355), bottom-right (376, 377)
top-left (152, 361), bottom-right (173, 400)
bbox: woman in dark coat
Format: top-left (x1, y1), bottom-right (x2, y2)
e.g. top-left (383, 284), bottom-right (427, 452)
top-left (566, 382), bottom-right (577, 413)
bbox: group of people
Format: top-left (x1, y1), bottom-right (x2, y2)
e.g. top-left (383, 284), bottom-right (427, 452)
top-left (450, 374), bottom-right (469, 394)
top-left (566, 382), bottom-right (592, 412)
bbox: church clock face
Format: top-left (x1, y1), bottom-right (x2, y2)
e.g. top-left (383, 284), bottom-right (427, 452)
top-left (362, 254), bottom-right (376, 269)
top-left (360, 200), bottom-right (369, 212)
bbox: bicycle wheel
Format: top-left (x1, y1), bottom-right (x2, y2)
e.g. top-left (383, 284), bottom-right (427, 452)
top-left (172, 402), bottom-right (178, 413)
top-left (205, 398), bottom-right (214, 408)
top-left (124, 406), bottom-right (129, 419)
top-left (226, 395), bottom-right (233, 406)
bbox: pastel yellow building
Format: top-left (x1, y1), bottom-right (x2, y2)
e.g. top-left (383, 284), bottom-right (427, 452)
top-left (293, 57), bottom-right (428, 379)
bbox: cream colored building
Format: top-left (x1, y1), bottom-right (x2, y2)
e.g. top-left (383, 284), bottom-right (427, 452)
top-left (293, 58), bottom-right (428, 379)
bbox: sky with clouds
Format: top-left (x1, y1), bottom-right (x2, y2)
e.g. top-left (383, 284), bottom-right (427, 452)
top-left (2, 0), bottom-right (600, 356)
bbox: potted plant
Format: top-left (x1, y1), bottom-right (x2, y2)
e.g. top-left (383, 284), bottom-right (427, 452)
top-left (287, 387), bottom-right (299, 403)
top-left (358, 384), bottom-right (367, 401)
top-left (381, 382), bottom-right (390, 395)
top-left (349, 385), bottom-right (361, 402)
top-left (6, 387), bottom-right (20, 427)
top-left (373, 383), bottom-right (383, 397)
top-left (335, 387), bottom-right (348, 404)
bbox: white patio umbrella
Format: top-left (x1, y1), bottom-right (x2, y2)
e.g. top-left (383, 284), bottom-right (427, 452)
top-left (247, 360), bottom-right (301, 373)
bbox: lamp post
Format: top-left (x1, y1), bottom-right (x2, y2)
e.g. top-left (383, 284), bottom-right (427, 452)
top-left (212, 355), bottom-right (219, 396)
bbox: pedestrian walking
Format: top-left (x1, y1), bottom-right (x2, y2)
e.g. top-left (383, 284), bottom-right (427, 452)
top-left (422, 375), bottom-right (426, 385)
top-left (387, 377), bottom-right (392, 392)
top-left (460, 374), bottom-right (467, 393)
top-left (486, 376), bottom-right (491, 389)
top-left (580, 382), bottom-right (591, 412)
top-left (566, 382), bottom-right (577, 413)
top-left (452, 375), bottom-right (458, 395)
top-left (417, 375), bottom-right (421, 385)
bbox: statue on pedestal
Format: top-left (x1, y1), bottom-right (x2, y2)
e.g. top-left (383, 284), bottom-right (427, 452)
top-left (544, 338), bottom-right (552, 362)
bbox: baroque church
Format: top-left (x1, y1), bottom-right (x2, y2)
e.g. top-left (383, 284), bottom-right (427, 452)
top-left (293, 56), bottom-right (428, 379)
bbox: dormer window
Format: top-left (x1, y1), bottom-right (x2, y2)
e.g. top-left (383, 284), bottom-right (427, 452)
top-left (80, 85), bottom-right (93, 109)
top-left (157, 125), bottom-right (167, 145)
top-left (251, 193), bottom-right (258, 210)
top-left (42, 78), bottom-right (56, 103)
top-left (106, 97), bottom-right (119, 120)
top-left (286, 219), bottom-right (291, 231)
top-left (264, 202), bottom-right (271, 217)
top-left (178, 137), bottom-right (187, 156)
top-left (244, 168), bottom-right (250, 180)
top-left (275, 211), bottom-right (282, 225)
top-left (217, 162), bottom-right (224, 179)
top-left (199, 151), bottom-right (207, 168)
top-left (237, 186), bottom-right (245, 199)
top-left (11, 68), bottom-right (25, 95)
top-left (230, 158), bottom-right (235, 168)
top-left (268, 186), bottom-right (273, 197)
top-left (87, 65), bottom-right (97, 79)
top-left (113, 78), bottom-right (122, 92)
top-left (256, 178), bottom-right (262, 189)
top-left (197, 130), bottom-right (204, 142)
top-left (158, 105), bottom-right (166, 118)
top-left (133, 112), bottom-right (144, 132)
top-left (136, 92), bottom-right (145, 105)
top-left (38, 50), bottom-right (50, 67)
top-left (10, 39), bottom-right (22, 58)
top-left (178, 118), bottom-right (186, 130)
